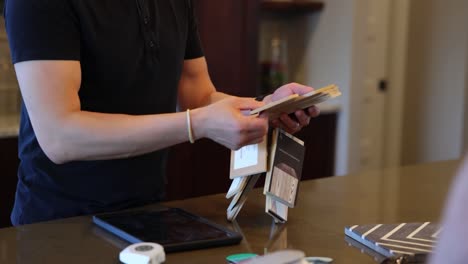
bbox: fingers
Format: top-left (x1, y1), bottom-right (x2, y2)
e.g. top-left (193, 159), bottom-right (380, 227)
top-left (308, 105), bottom-right (320, 117)
top-left (271, 119), bottom-right (281, 128)
top-left (244, 134), bottom-right (266, 146)
top-left (271, 82), bottom-right (312, 101)
top-left (244, 129), bottom-right (267, 145)
top-left (209, 95), bottom-right (319, 149)
top-left (243, 115), bottom-right (268, 134)
top-left (203, 97), bottom-right (270, 150)
top-left (295, 110), bottom-right (310, 127)
top-left (271, 117), bottom-right (292, 131)
top-left (234, 97), bottom-right (265, 111)
top-left (280, 114), bottom-right (302, 134)
top-left (269, 105), bottom-right (320, 134)
top-left (227, 115), bottom-right (268, 150)
top-left (230, 125), bottom-right (267, 150)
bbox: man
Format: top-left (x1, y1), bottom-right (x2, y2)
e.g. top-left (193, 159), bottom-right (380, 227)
top-left (4, 0), bottom-right (319, 225)
top-left (429, 155), bottom-right (468, 264)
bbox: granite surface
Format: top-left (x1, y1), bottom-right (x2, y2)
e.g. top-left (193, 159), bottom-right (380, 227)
top-left (0, 160), bottom-right (459, 264)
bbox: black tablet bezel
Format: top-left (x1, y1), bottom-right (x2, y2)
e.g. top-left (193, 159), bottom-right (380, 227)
top-left (92, 207), bottom-right (242, 253)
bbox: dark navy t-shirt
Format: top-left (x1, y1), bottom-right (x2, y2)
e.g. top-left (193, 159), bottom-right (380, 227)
top-left (4, 0), bottom-right (203, 225)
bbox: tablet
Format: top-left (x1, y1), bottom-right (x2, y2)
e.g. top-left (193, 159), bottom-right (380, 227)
top-left (93, 207), bottom-right (242, 253)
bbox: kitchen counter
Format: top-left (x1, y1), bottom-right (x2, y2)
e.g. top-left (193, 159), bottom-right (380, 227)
top-left (0, 159), bottom-right (459, 263)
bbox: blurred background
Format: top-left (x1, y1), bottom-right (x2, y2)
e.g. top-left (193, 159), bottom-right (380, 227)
top-left (0, 0), bottom-right (467, 227)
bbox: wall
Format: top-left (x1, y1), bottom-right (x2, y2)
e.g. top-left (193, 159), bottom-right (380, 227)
top-left (465, 41), bottom-right (468, 152)
top-left (402, 0), bottom-right (468, 164)
top-left (260, 0), bottom-right (355, 175)
top-left (300, 0), bottom-right (355, 176)
top-left (260, 0), bottom-right (468, 173)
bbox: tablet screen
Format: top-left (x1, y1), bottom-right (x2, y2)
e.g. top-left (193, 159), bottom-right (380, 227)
top-left (93, 207), bottom-right (242, 252)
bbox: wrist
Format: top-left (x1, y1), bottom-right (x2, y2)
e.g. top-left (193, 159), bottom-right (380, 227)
top-left (189, 108), bottom-right (206, 141)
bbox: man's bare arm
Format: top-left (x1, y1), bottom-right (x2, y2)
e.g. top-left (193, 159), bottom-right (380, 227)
top-left (177, 57), bottom-right (270, 148)
top-left (177, 57), bottom-right (229, 110)
top-left (15, 60), bottom-right (267, 164)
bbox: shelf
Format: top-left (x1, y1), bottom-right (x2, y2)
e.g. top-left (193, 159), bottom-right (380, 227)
top-left (261, 1), bottom-right (324, 14)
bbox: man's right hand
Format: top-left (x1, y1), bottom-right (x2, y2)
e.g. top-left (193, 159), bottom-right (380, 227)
top-left (191, 97), bottom-right (268, 150)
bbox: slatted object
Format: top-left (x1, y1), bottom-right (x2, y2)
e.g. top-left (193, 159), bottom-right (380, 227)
top-left (345, 222), bottom-right (440, 263)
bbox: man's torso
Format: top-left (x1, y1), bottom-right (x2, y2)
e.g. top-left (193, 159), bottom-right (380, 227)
top-left (4, 0), bottom-right (202, 225)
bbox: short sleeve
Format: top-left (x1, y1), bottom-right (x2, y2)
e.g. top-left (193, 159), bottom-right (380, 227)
top-left (184, 0), bottom-right (203, 60)
top-left (4, 0), bottom-right (80, 64)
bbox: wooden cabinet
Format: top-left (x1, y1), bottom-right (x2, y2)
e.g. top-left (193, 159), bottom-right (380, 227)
top-left (194, 0), bottom-right (260, 97)
top-left (0, 137), bottom-right (19, 228)
top-left (0, 20), bottom-right (20, 228)
top-left (296, 113), bottom-right (336, 179)
top-left (165, 0), bottom-right (260, 201)
top-left (165, 0), bottom-right (335, 201)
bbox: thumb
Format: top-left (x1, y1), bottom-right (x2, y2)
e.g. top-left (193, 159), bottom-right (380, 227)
top-left (287, 83), bottom-right (314, 95)
top-left (235, 97), bottom-right (265, 111)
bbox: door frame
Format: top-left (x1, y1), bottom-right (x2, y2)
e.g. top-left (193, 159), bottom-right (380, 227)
top-left (346, 0), bottom-right (409, 173)
top-left (382, 0), bottom-right (410, 168)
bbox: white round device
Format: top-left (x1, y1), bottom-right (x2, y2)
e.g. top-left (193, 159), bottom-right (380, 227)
top-left (119, 242), bottom-right (166, 264)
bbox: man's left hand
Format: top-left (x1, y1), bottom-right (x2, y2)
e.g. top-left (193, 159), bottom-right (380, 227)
top-left (263, 82), bottom-right (320, 134)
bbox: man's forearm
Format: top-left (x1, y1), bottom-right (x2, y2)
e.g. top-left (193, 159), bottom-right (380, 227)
top-left (52, 90), bottom-right (231, 163)
top-left (205, 91), bottom-right (231, 104)
top-left (42, 110), bottom-right (198, 164)
top-left (177, 74), bottom-right (233, 110)
top-left (177, 57), bottom-right (238, 110)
